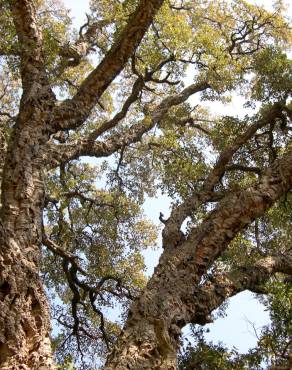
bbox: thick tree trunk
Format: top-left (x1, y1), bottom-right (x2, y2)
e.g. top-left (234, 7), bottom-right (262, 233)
top-left (0, 230), bottom-right (53, 369)
top-left (104, 151), bottom-right (292, 369)
top-left (105, 272), bottom-right (184, 370)
top-left (0, 106), bottom-right (54, 368)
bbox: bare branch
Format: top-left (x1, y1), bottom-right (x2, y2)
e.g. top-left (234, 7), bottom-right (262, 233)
top-left (173, 117), bottom-right (212, 135)
top-left (42, 233), bottom-right (87, 275)
top-left (87, 76), bottom-right (145, 141)
top-left (54, 16), bottom-right (111, 78)
top-left (60, 190), bottom-right (114, 209)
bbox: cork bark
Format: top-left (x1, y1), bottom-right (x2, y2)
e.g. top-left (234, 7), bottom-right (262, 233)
top-left (104, 151), bottom-right (292, 369)
top-left (0, 86), bottom-right (55, 369)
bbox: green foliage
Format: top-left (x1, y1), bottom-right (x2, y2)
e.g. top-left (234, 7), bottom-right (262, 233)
top-left (251, 47), bottom-right (292, 102)
top-left (43, 161), bottom-right (158, 366)
top-left (178, 327), bottom-right (260, 370)
top-left (256, 280), bottom-right (292, 368)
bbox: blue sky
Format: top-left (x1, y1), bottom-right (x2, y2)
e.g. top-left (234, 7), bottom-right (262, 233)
top-left (60, 0), bottom-right (281, 355)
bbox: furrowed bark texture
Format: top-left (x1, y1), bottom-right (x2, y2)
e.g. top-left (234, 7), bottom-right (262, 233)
top-left (0, 1), bottom-right (55, 368)
top-left (191, 255), bottom-right (292, 324)
top-left (0, 95), bottom-right (56, 370)
top-left (0, 127), bottom-right (7, 204)
top-left (104, 150), bottom-right (292, 370)
top-left (0, 226), bottom-right (54, 370)
top-left (47, 82), bottom-right (209, 167)
top-left (52, 0), bottom-right (165, 131)
top-left (0, 109), bottom-right (55, 367)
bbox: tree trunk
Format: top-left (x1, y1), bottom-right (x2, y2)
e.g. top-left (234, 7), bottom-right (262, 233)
top-left (0, 106), bottom-right (54, 368)
top-left (104, 267), bottom-right (185, 370)
top-left (0, 231), bottom-right (53, 369)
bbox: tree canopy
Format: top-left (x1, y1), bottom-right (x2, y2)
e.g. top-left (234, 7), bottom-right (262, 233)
top-left (0, 0), bottom-right (291, 369)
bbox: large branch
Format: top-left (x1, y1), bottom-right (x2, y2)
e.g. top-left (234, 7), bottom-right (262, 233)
top-left (184, 148), bottom-right (292, 274)
top-left (104, 149), bottom-right (292, 369)
top-left (51, 0), bottom-right (165, 132)
top-left (46, 81), bottom-right (209, 167)
top-left (162, 103), bottom-right (287, 247)
top-left (192, 255), bottom-right (292, 325)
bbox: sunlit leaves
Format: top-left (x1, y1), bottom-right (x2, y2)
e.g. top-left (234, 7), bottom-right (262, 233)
top-left (251, 47), bottom-right (292, 102)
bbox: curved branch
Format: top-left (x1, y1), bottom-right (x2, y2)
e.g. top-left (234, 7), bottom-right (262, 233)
top-left (104, 148), bottom-right (292, 369)
top-left (192, 255), bottom-right (292, 325)
top-left (87, 76), bottom-right (145, 141)
top-left (51, 0), bottom-right (165, 132)
top-left (162, 103), bottom-right (287, 247)
top-left (42, 233), bottom-right (87, 275)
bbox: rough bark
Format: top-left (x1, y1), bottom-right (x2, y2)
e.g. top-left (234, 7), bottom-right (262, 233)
top-left (0, 63), bottom-right (55, 370)
top-left (0, 89), bottom-right (56, 369)
top-left (52, 0), bottom-right (165, 131)
top-left (0, 126), bottom-right (7, 205)
top-left (0, 1), bottom-right (55, 368)
top-left (162, 103), bottom-right (286, 247)
top-left (104, 150), bottom-right (292, 370)
top-left (0, 227), bottom-right (54, 369)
